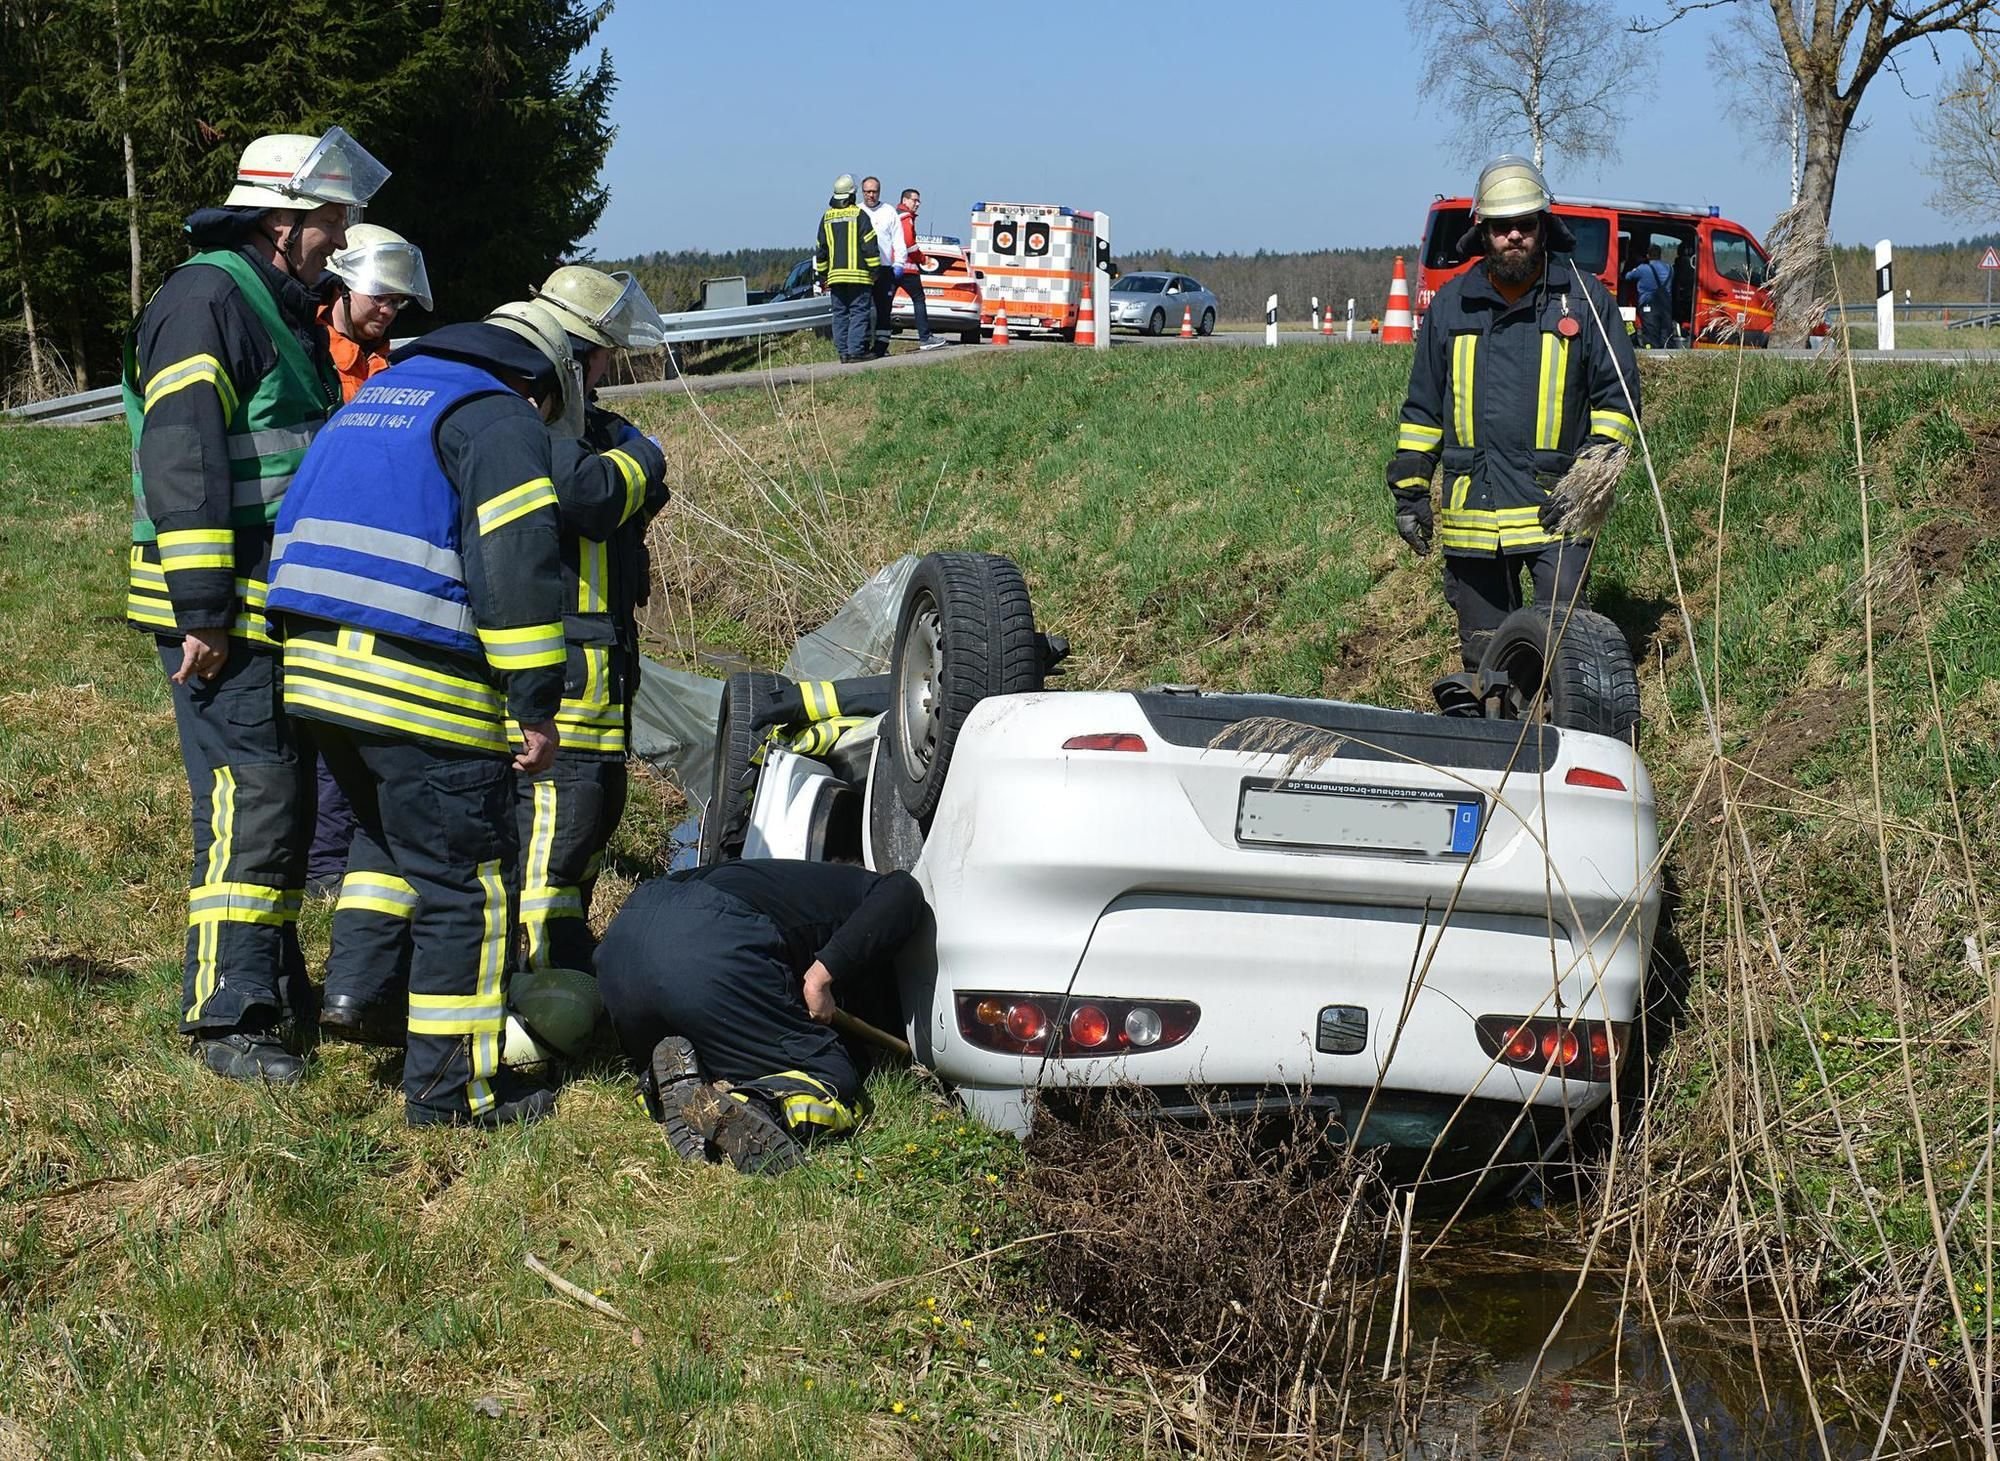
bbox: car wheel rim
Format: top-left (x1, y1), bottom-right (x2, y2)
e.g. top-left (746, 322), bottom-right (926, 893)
top-left (898, 593), bottom-right (942, 777)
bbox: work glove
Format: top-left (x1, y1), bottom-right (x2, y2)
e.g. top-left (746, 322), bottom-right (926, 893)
top-left (1392, 489), bottom-right (1433, 558)
top-left (1537, 493), bottom-right (1566, 534)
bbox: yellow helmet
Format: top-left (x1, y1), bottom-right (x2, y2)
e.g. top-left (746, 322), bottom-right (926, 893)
top-left (533, 265), bottom-right (668, 352)
top-left (326, 223), bottom-right (432, 310)
top-left (224, 126), bottom-right (389, 212)
top-left (484, 300), bottom-right (586, 438)
top-left (501, 965), bottom-right (602, 1067)
top-left (1471, 154), bottom-right (1553, 221)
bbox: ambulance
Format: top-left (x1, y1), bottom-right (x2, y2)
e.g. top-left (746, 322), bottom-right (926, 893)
top-left (969, 202), bottom-right (1103, 340)
top-left (1415, 194), bottom-right (1777, 347)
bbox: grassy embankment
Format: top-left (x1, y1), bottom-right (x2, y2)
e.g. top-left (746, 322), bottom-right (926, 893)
top-left (621, 342), bottom-right (2000, 1439)
top-left (2, 340), bottom-right (1998, 1453)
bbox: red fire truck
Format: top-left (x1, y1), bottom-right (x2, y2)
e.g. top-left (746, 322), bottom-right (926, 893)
top-left (1415, 194), bottom-right (1776, 347)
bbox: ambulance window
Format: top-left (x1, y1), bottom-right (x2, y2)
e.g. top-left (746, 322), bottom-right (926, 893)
top-left (1712, 232), bottom-right (1768, 286)
top-left (1565, 216), bottom-right (1610, 272)
top-left (1423, 208), bottom-right (1476, 268)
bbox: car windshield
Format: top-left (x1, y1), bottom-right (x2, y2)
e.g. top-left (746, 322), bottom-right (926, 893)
top-left (1113, 276), bottom-right (1165, 293)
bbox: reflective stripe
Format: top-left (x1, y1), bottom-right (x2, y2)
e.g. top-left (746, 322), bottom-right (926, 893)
top-left (577, 538), bottom-right (608, 614)
top-left (285, 679), bottom-right (510, 753)
top-left (799, 680), bottom-right (842, 722)
top-left (145, 354), bottom-right (239, 416)
top-left (1535, 334), bottom-right (1569, 451)
top-left (469, 859), bottom-right (507, 1112)
top-left (1451, 334), bottom-right (1477, 446)
top-left (1395, 421), bottom-right (1442, 453)
top-left (787, 715), bottom-right (865, 759)
top-left (477, 477), bottom-right (558, 536)
top-left (186, 767), bottom-right (237, 1021)
top-left (1438, 504), bottom-right (1557, 552)
top-left (268, 562), bottom-right (477, 637)
top-left (226, 423), bottom-right (322, 460)
top-left (522, 779), bottom-right (558, 968)
top-left (603, 449), bottom-right (648, 524)
top-left (478, 622), bottom-right (565, 670)
top-left (407, 992), bottom-right (506, 1033)
top-left (337, 870), bottom-right (417, 919)
top-left (158, 529), bottom-right (235, 571)
top-left (550, 721), bottom-right (625, 754)
top-left (1589, 409), bottom-right (1637, 447)
top-left (273, 520), bottom-right (465, 581)
top-left (521, 887), bottom-right (583, 916)
top-left (286, 635), bottom-right (501, 711)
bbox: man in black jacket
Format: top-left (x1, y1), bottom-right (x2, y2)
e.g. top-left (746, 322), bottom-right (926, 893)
top-left (1387, 155), bottom-right (1640, 677)
top-left (596, 860), bottom-right (926, 1172)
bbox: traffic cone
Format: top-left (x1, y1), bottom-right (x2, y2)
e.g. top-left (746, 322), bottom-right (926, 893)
top-left (1075, 285), bottom-right (1096, 347)
top-left (1380, 257), bottom-right (1415, 344)
top-left (1179, 304), bottom-right (1194, 339)
top-left (1321, 306), bottom-right (1334, 338)
top-left (992, 307), bottom-right (1009, 347)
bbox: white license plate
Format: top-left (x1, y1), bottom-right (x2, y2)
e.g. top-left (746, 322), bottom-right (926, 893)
top-left (1236, 779), bottom-right (1482, 856)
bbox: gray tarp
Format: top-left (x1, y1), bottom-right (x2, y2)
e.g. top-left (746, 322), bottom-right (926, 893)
top-left (628, 555), bottom-right (917, 813)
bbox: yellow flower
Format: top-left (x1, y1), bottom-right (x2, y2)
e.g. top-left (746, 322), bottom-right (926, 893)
top-left (1033, 1346), bottom-right (1045, 1357)
top-left (1928, 1357), bottom-right (1940, 1369)
top-left (985, 1173), bottom-right (1000, 1185)
top-left (970, 1225), bottom-right (982, 1237)
top-left (961, 1318), bottom-right (974, 1330)
top-left (892, 1401), bottom-right (906, 1414)
top-left (1069, 1347), bottom-right (1082, 1359)
top-left (1053, 1392), bottom-right (1065, 1405)
top-left (925, 1296), bottom-right (938, 1309)
top-left (904, 1142), bottom-right (918, 1153)
top-left (931, 1316), bottom-right (943, 1327)
top-left (1034, 1331), bottom-right (1046, 1343)
top-left (803, 1379), bottom-right (815, 1391)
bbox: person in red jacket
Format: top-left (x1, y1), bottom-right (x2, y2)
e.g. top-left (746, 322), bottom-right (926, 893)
top-left (894, 188), bottom-right (947, 351)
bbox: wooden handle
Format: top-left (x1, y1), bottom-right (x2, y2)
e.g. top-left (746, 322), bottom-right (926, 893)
top-left (831, 1008), bottom-right (913, 1059)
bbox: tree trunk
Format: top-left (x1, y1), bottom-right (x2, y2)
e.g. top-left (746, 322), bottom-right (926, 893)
top-left (3, 194), bottom-right (44, 394)
top-left (67, 306), bottom-right (88, 389)
top-left (112, 0), bottom-right (140, 314)
top-left (1767, 96), bottom-right (1846, 347)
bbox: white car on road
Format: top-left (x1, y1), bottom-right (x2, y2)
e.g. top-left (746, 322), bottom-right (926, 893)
top-left (708, 554), bottom-right (1661, 1192)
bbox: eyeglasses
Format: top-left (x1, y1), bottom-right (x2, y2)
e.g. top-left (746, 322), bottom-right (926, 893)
top-left (373, 295), bottom-right (412, 312)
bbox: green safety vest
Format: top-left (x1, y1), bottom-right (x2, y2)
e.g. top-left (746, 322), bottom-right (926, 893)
top-left (122, 247), bottom-right (342, 543)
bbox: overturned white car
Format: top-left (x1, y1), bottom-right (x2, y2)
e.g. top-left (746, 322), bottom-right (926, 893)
top-left (704, 553), bottom-right (1661, 1187)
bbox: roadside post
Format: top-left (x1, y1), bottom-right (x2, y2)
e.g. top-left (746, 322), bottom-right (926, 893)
top-left (1092, 212), bottom-right (1113, 351)
top-left (1346, 297), bottom-right (1355, 342)
top-left (1981, 245), bottom-right (2000, 315)
top-left (1311, 295), bottom-right (1320, 332)
top-left (1264, 294), bottom-right (1278, 347)
top-left (1875, 239), bottom-right (1895, 351)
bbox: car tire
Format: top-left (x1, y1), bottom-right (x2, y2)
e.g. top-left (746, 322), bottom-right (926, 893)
top-left (960, 326), bottom-right (981, 345)
top-left (1479, 605), bottom-right (1641, 743)
top-left (1145, 309), bottom-right (1165, 337)
top-left (864, 737), bottom-right (928, 873)
top-left (698, 670), bottom-right (789, 864)
top-left (1199, 308), bottom-right (1215, 336)
top-left (890, 552), bottom-right (1043, 822)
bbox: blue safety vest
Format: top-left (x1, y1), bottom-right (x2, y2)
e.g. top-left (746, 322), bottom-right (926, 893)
top-left (267, 356), bottom-right (509, 657)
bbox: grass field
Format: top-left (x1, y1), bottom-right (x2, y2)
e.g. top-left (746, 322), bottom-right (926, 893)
top-left (3, 339), bottom-right (1999, 1454)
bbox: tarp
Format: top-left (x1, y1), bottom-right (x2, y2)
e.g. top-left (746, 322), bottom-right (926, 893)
top-left (628, 554), bottom-right (917, 812)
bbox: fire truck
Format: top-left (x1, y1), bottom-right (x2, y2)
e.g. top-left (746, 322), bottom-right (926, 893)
top-left (1415, 194), bottom-right (1776, 347)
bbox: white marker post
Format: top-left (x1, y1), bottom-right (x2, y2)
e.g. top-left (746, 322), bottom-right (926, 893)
top-left (1875, 239), bottom-right (1895, 351)
top-left (1346, 297), bottom-right (1355, 342)
top-left (1092, 211), bottom-right (1113, 351)
top-left (1311, 296), bottom-right (1320, 332)
top-left (1265, 294), bottom-right (1279, 347)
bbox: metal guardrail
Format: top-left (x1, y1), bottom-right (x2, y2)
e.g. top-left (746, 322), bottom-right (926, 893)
top-left (659, 294), bottom-right (831, 345)
top-left (4, 384), bottom-right (122, 424)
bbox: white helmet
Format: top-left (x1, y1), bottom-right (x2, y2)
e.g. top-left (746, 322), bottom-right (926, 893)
top-left (1471, 154), bottom-right (1553, 221)
top-left (534, 265), bottom-right (668, 351)
top-left (485, 299), bottom-right (587, 438)
top-left (501, 966), bottom-right (602, 1068)
top-left (224, 126), bottom-right (389, 214)
top-left (325, 223), bottom-right (433, 311)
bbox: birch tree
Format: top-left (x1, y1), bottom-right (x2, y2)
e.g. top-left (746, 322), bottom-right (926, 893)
top-left (1920, 50), bottom-right (2000, 222)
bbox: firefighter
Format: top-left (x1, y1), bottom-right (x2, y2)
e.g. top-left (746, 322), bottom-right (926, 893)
top-left (595, 859), bottom-right (926, 1173)
top-left (1386, 155), bottom-right (1640, 679)
top-left (512, 265), bottom-right (672, 972)
top-left (306, 224), bottom-right (434, 900)
top-left (122, 127), bottom-right (387, 1084)
top-left (266, 302), bottom-right (582, 1127)
top-left (814, 175), bottom-right (881, 364)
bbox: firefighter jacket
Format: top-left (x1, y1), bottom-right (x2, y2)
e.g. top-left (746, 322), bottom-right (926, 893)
top-left (1389, 254), bottom-right (1640, 555)
top-left (814, 203), bottom-right (880, 286)
top-left (534, 404), bottom-right (671, 758)
top-left (318, 299), bottom-right (392, 401)
top-left (266, 336), bottom-right (568, 757)
top-left (123, 246), bottom-right (343, 640)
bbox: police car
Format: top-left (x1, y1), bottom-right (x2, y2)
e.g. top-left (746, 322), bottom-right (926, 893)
top-left (710, 553), bottom-right (1660, 1190)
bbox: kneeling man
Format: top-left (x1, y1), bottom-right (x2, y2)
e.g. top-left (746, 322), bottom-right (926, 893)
top-left (596, 859), bottom-right (925, 1172)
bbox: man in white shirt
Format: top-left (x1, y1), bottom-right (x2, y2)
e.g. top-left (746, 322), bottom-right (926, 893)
top-left (861, 176), bottom-right (903, 358)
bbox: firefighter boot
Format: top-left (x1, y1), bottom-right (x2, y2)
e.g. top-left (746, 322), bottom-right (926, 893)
top-left (702, 1087), bottom-right (806, 1176)
top-left (196, 1029), bottom-right (306, 1085)
top-left (645, 1036), bottom-right (711, 1163)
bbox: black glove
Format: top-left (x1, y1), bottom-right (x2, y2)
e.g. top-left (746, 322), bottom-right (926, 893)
top-left (1537, 494), bottom-right (1567, 534)
top-left (1392, 489), bottom-right (1433, 558)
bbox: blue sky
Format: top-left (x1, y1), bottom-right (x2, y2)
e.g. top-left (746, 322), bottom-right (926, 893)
top-left (581, 1), bottom-right (1976, 258)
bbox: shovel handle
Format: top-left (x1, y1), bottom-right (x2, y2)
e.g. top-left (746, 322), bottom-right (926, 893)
top-left (831, 1007), bottom-right (913, 1059)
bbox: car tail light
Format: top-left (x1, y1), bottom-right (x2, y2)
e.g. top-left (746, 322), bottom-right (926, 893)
top-left (1565, 767), bottom-right (1627, 792)
top-left (955, 993), bottom-right (1199, 1058)
top-left (1062, 733), bottom-right (1147, 752)
top-left (1476, 1016), bottom-right (1628, 1082)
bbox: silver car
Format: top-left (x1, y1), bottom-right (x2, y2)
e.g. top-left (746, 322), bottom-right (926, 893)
top-left (1108, 271), bottom-right (1219, 336)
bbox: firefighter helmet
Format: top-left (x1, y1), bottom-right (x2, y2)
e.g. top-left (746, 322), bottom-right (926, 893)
top-left (502, 965), bottom-right (602, 1067)
top-left (224, 127), bottom-right (389, 212)
top-left (534, 265), bottom-right (668, 351)
top-left (325, 224), bottom-right (433, 311)
top-left (484, 300), bottom-right (587, 438)
top-left (1471, 155), bottom-right (1552, 221)
top-left (832, 173), bottom-right (856, 199)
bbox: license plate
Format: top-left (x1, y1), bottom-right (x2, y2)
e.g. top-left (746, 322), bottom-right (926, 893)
top-left (1236, 778), bottom-right (1482, 856)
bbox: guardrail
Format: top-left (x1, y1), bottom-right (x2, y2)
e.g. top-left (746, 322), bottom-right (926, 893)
top-left (658, 293), bottom-right (830, 345)
top-left (4, 384), bottom-right (122, 424)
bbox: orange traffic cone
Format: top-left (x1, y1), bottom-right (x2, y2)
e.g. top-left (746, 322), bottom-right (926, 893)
top-left (1179, 305), bottom-right (1194, 339)
top-left (1075, 285), bottom-right (1096, 347)
top-left (1321, 306), bottom-right (1334, 338)
top-left (1380, 257), bottom-right (1415, 344)
top-left (992, 307), bottom-right (1009, 346)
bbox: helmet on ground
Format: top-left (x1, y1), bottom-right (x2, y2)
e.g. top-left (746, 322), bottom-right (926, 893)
top-left (533, 265), bottom-right (668, 351)
top-left (325, 223), bottom-right (433, 310)
top-left (225, 126), bottom-right (390, 213)
top-left (1471, 155), bottom-right (1553, 221)
top-left (485, 299), bottom-right (587, 438)
top-left (502, 966), bottom-right (602, 1067)
top-left (831, 173), bottom-right (856, 199)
